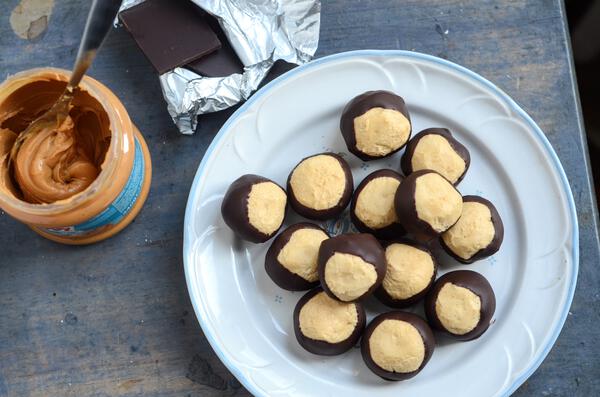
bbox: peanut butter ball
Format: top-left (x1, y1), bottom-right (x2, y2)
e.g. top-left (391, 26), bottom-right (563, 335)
top-left (293, 287), bottom-right (366, 355)
top-left (221, 174), bottom-right (287, 243)
top-left (440, 195), bottom-right (504, 263)
top-left (361, 311), bottom-right (435, 381)
top-left (265, 223), bottom-right (329, 290)
top-left (425, 270), bottom-right (496, 341)
top-left (287, 153), bottom-right (353, 220)
top-left (318, 233), bottom-right (386, 302)
top-left (374, 241), bottom-right (437, 308)
top-left (401, 128), bottom-right (470, 185)
top-left (340, 91), bottom-right (411, 161)
top-left (350, 169), bottom-right (406, 239)
top-left (395, 170), bottom-right (463, 239)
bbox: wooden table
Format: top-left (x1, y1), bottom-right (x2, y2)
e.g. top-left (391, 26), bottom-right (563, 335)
top-left (1, 0), bottom-right (599, 395)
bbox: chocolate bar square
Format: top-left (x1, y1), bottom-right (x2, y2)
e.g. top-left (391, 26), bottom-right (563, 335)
top-left (120, 0), bottom-right (221, 74)
top-left (184, 15), bottom-right (244, 77)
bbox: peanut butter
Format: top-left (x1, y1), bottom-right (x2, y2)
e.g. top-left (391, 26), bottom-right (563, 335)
top-left (0, 79), bottom-right (110, 203)
top-left (0, 68), bottom-right (152, 244)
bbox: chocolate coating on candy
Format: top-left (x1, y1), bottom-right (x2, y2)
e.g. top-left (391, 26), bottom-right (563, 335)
top-left (440, 196), bottom-right (504, 264)
top-left (401, 128), bottom-right (470, 185)
top-left (425, 270), bottom-right (496, 341)
top-left (221, 174), bottom-right (287, 243)
top-left (374, 240), bottom-right (437, 308)
top-left (293, 287), bottom-right (366, 355)
top-left (361, 311), bottom-right (435, 381)
top-left (287, 153), bottom-right (353, 220)
top-left (340, 91), bottom-right (412, 161)
top-left (395, 170), bottom-right (463, 239)
top-left (265, 223), bottom-right (329, 291)
top-left (318, 234), bottom-right (386, 302)
top-left (350, 169), bottom-right (406, 239)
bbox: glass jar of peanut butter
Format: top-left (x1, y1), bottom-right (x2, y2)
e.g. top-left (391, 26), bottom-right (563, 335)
top-left (0, 68), bottom-right (152, 244)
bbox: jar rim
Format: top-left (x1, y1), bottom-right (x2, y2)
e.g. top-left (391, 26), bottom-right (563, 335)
top-left (0, 67), bottom-right (130, 215)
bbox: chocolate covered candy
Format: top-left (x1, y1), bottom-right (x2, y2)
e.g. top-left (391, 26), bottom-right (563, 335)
top-left (293, 287), bottom-right (366, 355)
top-left (265, 223), bottom-right (329, 291)
top-left (221, 174), bottom-right (287, 243)
top-left (395, 170), bottom-right (463, 239)
top-left (318, 233), bottom-right (386, 302)
top-left (287, 153), bottom-right (353, 220)
top-left (340, 91), bottom-right (412, 161)
top-left (374, 241), bottom-right (437, 308)
top-left (361, 311), bottom-right (435, 381)
top-left (425, 270), bottom-right (496, 341)
top-left (350, 169), bottom-right (406, 239)
top-left (401, 128), bottom-right (470, 185)
top-left (440, 195), bottom-right (504, 264)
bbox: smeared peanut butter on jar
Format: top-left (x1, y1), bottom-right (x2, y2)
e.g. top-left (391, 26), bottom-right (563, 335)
top-left (0, 68), bottom-right (152, 244)
top-left (0, 79), bottom-right (110, 203)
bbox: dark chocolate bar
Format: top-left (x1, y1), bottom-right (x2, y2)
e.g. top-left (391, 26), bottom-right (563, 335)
top-left (120, 0), bottom-right (221, 74)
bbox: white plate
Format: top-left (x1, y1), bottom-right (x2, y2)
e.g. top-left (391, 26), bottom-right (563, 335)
top-left (183, 50), bottom-right (578, 397)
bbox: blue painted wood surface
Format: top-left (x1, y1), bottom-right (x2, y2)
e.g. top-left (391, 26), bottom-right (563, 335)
top-left (0, 0), bottom-right (599, 396)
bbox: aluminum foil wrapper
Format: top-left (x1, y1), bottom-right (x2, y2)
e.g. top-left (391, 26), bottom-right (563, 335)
top-left (119, 0), bottom-right (321, 134)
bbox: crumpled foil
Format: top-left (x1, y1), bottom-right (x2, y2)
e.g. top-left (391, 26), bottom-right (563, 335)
top-left (119, 0), bottom-right (321, 134)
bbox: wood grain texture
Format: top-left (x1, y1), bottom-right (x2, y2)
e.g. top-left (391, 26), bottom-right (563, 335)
top-left (0, 0), bottom-right (599, 396)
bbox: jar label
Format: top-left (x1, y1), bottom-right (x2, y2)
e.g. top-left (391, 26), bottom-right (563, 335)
top-left (41, 137), bottom-right (146, 237)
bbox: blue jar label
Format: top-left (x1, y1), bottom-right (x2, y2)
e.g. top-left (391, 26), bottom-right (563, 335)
top-left (42, 137), bottom-right (145, 237)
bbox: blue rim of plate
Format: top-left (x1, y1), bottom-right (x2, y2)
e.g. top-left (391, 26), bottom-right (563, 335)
top-left (183, 50), bottom-right (579, 397)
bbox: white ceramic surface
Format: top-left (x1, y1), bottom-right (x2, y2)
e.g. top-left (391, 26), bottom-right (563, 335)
top-left (183, 51), bottom-right (578, 397)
